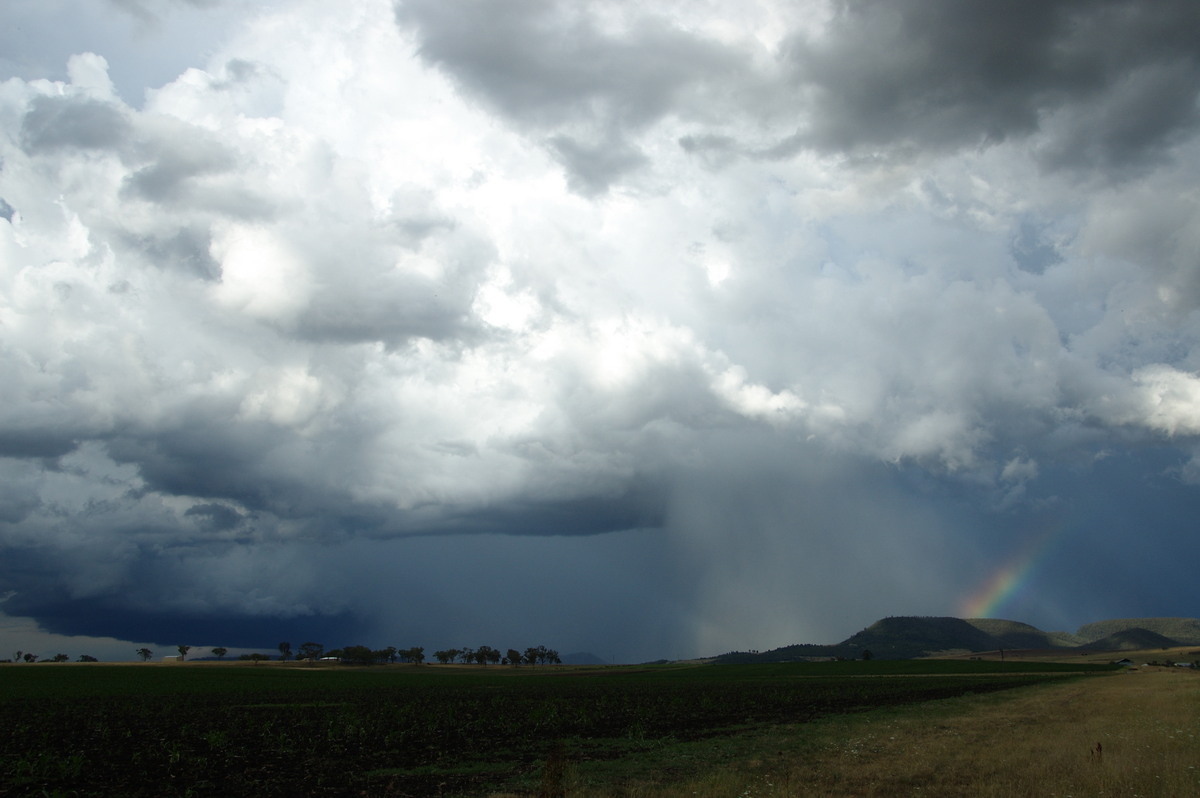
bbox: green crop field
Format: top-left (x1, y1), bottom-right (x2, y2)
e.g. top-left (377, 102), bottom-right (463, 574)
top-left (0, 660), bottom-right (1116, 796)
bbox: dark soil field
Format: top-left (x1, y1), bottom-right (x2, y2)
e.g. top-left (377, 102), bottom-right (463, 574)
top-left (0, 660), bottom-right (1116, 797)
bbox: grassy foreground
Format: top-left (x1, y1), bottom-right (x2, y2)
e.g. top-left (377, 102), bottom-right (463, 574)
top-left (1, 659), bottom-right (1191, 796)
top-left (553, 667), bottom-right (1199, 798)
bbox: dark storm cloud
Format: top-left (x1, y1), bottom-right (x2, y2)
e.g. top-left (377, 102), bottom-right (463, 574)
top-left (183, 502), bottom-right (244, 531)
top-left (106, 428), bottom-right (339, 523)
top-left (547, 135), bottom-right (648, 196)
top-left (395, 0), bottom-right (745, 191)
top-left (18, 91), bottom-right (273, 221)
top-left (1036, 58), bottom-right (1200, 173)
top-left (435, 485), bottom-right (666, 538)
top-left (786, 0), bottom-right (1200, 169)
top-left (396, 0), bottom-right (739, 127)
top-left (21, 598), bottom-right (366, 650)
top-left (5, 0), bottom-right (1200, 663)
top-left (0, 509), bottom-right (676, 656)
top-left (20, 95), bottom-right (132, 153)
top-left (104, 424), bottom-right (666, 540)
top-left (0, 481), bottom-right (40, 524)
top-left (0, 432), bottom-right (80, 460)
top-left (677, 133), bottom-right (741, 168)
top-left (402, 0), bottom-right (1200, 182)
top-left (0, 509), bottom-right (371, 648)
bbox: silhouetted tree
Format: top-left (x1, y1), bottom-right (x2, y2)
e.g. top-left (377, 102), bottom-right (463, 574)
top-left (298, 642), bottom-right (324, 661)
top-left (341, 645), bottom-right (376, 665)
top-left (278, 642), bottom-right (292, 661)
top-left (401, 646), bottom-right (425, 664)
top-left (22, 653), bottom-right (38, 663)
top-left (136, 648), bottom-right (153, 662)
top-left (476, 645), bottom-right (500, 665)
top-left (523, 645), bottom-right (560, 665)
top-left (434, 649), bottom-right (458, 664)
top-left (77, 654), bottom-right (98, 662)
top-left (212, 647), bottom-right (228, 659)
top-left (507, 648), bottom-right (523, 666)
top-left (177, 645), bottom-right (191, 661)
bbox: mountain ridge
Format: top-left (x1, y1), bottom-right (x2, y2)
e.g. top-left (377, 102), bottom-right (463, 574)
top-left (711, 616), bottom-right (1200, 662)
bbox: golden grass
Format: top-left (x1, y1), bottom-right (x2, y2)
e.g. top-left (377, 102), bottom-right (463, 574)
top-left (546, 669), bottom-right (1199, 798)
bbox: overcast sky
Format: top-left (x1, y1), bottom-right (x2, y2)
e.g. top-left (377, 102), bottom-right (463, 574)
top-left (2, 0), bottom-right (1200, 663)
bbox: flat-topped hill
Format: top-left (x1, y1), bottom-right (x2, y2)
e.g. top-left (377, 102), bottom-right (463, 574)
top-left (712, 615), bottom-right (1200, 662)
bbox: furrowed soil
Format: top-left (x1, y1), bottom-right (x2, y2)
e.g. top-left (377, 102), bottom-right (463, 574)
top-left (1, 660), bottom-right (1188, 797)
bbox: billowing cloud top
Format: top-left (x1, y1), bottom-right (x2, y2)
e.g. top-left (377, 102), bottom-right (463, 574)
top-left (1, 0), bottom-right (1199, 660)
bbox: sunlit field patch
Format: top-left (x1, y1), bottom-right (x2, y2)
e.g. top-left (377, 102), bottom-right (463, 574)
top-left (563, 667), bottom-right (1198, 798)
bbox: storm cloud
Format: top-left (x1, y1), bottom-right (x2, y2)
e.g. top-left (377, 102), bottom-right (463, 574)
top-left (1, 0), bottom-right (1199, 662)
top-left (788, 0), bottom-right (1200, 167)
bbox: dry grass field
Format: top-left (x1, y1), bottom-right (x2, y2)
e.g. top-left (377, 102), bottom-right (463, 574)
top-left (554, 661), bottom-right (1198, 798)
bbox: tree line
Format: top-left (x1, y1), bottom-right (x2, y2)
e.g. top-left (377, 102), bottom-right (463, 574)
top-left (267, 642), bottom-right (562, 666)
top-left (9, 642), bottom-right (563, 665)
top-left (4, 651), bottom-right (98, 663)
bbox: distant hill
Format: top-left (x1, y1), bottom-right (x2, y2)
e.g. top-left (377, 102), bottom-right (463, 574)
top-left (1076, 618), bottom-right (1200, 646)
top-left (1079, 628), bottom-right (1184, 651)
top-left (964, 618), bottom-right (1081, 649)
top-left (710, 615), bottom-right (1200, 662)
top-left (841, 617), bottom-right (1000, 659)
top-left (714, 643), bottom-right (852, 664)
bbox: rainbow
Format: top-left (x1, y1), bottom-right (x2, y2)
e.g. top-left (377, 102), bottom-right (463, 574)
top-left (959, 520), bottom-right (1060, 619)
